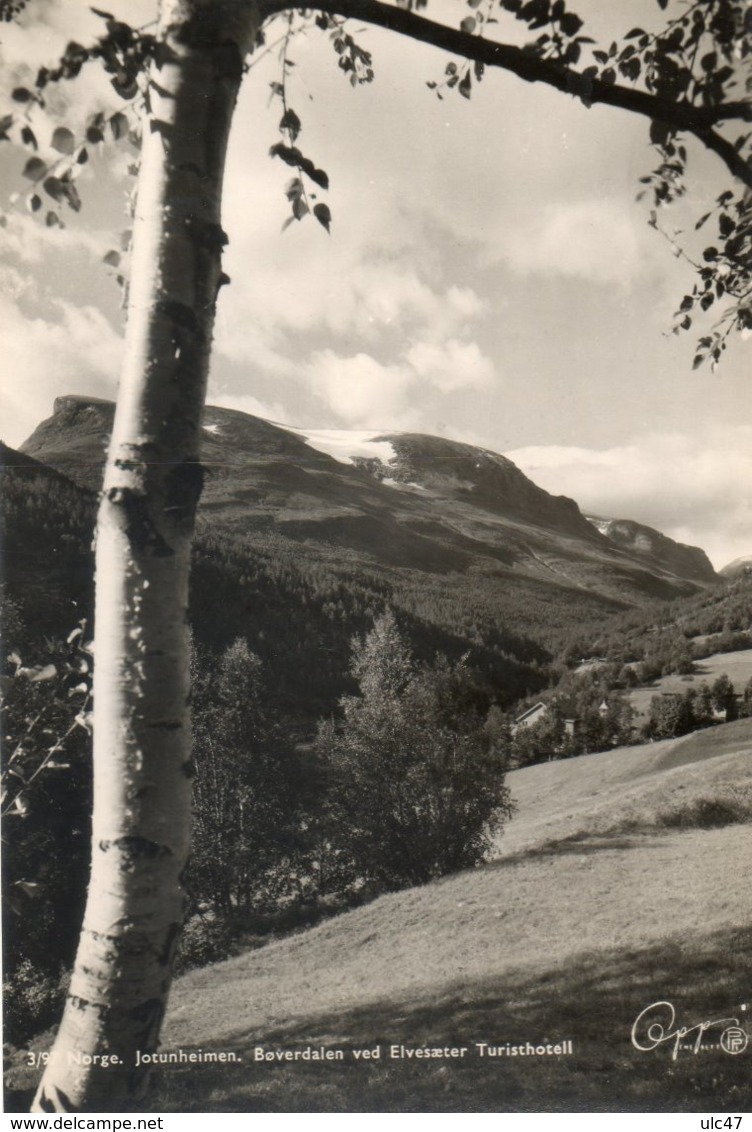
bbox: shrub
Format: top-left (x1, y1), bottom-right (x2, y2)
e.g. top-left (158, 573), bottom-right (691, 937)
top-left (316, 612), bottom-right (514, 891)
top-left (2, 961), bottom-right (68, 1046)
top-left (173, 915), bottom-right (240, 974)
top-left (656, 795), bottom-right (752, 830)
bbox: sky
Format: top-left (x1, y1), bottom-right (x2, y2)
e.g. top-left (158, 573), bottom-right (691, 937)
top-left (0, 0), bottom-right (750, 569)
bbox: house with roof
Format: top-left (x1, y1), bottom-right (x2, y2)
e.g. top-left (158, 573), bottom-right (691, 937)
top-left (511, 701), bottom-right (577, 739)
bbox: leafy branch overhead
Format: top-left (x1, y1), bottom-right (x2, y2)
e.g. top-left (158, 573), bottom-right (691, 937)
top-left (0, 9), bottom-right (148, 235)
top-left (2, 0), bottom-right (750, 354)
top-left (260, 0), bottom-right (751, 357)
top-left (267, 9), bottom-right (375, 231)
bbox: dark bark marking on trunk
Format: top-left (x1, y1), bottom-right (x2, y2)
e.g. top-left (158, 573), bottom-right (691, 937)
top-left (106, 488), bottom-right (176, 558)
top-left (158, 921), bottom-right (183, 967)
top-left (180, 758), bottom-right (196, 779)
top-left (99, 836), bottom-right (173, 860)
top-left (114, 457), bottom-right (146, 475)
top-left (83, 929), bottom-right (179, 968)
top-left (68, 995), bottom-right (109, 1017)
top-left (183, 214), bottom-right (228, 252)
top-left (164, 460), bottom-right (204, 518)
top-left (215, 270), bottom-right (231, 300)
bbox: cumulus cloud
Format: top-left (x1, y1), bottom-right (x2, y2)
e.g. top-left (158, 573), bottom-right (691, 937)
top-left (306, 331), bottom-right (498, 428)
top-left (307, 351), bottom-right (420, 428)
top-left (507, 429), bottom-right (752, 570)
top-left (1, 212), bottom-right (109, 266)
top-left (216, 218), bottom-right (487, 366)
top-left (0, 295), bottom-right (122, 446)
top-left (406, 338), bottom-right (495, 393)
top-left (208, 391), bottom-right (290, 424)
top-left (212, 57), bottom-right (492, 388)
top-left (497, 198), bottom-right (648, 287)
top-left (218, 257), bottom-right (479, 355)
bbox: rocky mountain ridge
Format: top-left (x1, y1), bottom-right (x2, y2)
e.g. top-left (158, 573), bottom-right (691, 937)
top-left (586, 515), bottom-right (716, 586)
top-left (18, 396), bottom-right (719, 605)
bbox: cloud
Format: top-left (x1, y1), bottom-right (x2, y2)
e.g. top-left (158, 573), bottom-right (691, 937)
top-left (406, 338), bottom-right (495, 393)
top-left (306, 331), bottom-right (497, 428)
top-left (0, 263), bottom-right (31, 300)
top-left (1, 212), bottom-right (109, 266)
top-left (497, 198), bottom-right (647, 287)
top-left (216, 211), bottom-right (488, 367)
top-left (208, 391), bottom-right (290, 424)
top-left (0, 294), bottom-right (122, 446)
top-left (211, 55), bottom-right (492, 386)
top-left (506, 429), bottom-right (752, 570)
top-left (307, 351), bottom-right (420, 428)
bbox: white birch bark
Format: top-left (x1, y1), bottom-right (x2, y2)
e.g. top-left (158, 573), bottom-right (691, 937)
top-left (33, 0), bottom-right (258, 1111)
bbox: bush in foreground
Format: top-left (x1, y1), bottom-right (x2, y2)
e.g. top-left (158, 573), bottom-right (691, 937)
top-left (316, 612), bottom-right (514, 891)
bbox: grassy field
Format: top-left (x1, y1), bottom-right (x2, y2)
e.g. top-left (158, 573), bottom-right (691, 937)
top-left (8, 720), bottom-right (752, 1113)
top-left (153, 719), bottom-right (752, 1112)
top-left (497, 717), bottom-right (752, 855)
top-left (629, 647), bottom-right (752, 721)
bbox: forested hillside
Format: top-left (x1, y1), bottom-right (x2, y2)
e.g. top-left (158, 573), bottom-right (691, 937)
top-left (2, 402), bottom-right (747, 1053)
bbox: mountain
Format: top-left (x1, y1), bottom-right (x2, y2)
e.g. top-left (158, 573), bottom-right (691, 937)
top-left (1, 439), bottom-right (96, 640)
top-left (720, 556), bottom-right (752, 580)
top-left (586, 515), bottom-right (716, 585)
top-left (7, 395), bottom-right (722, 721)
top-left (21, 396), bottom-right (718, 600)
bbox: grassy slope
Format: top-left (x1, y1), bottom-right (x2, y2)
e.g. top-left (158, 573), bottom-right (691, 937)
top-left (498, 716), bottom-right (752, 855)
top-left (8, 722), bottom-right (750, 1112)
top-left (145, 721), bottom-right (752, 1113)
top-left (629, 648), bottom-right (752, 721)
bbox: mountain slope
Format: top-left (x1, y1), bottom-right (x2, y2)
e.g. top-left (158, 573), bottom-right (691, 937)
top-left (720, 555), bottom-right (752, 579)
top-left (1, 440), bottom-right (96, 639)
top-left (8, 395), bottom-right (724, 723)
top-left (587, 515), bottom-right (716, 584)
top-left (20, 396), bottom-right (718, 606)
top-left (6, 725), bottom-right (750, 1112)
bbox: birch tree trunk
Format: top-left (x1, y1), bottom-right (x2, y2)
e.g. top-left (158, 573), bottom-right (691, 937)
top-left (33, 0), bottom-right (257, 1111)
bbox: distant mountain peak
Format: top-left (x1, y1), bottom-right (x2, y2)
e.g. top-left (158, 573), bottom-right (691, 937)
top-left (719, 555), bottom-right (752, 579)
top-left (585, 515), bottom-right (717, 584)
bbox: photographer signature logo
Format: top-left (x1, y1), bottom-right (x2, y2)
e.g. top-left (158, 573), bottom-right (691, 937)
top-left (631, 1001), bottom-right (749, 1060)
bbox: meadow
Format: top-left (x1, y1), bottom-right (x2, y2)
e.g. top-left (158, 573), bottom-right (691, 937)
top-left (8, 719), bottom-right (751, 1112)
top-left (148, 718), bottom-right (752, 1112)
top-left (628, 648), bottom-right (752, 723)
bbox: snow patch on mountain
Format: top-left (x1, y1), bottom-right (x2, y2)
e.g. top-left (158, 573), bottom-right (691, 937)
top-left (586, 516), bottom-right (611, 535)
top-left (382, 477), bottom-right (426, 491)
top-left (287, 427), bottom-right (398, 467)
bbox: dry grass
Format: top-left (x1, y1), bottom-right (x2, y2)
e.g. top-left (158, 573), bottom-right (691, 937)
top-left (7, 722), bottom-right (751, 1113)
top-left (497, 717), bottom-right (752, 856)
top-left (147, 925), bottom-right (752, 1113)
top-left (159, 825), bottom-right (751, 1056)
